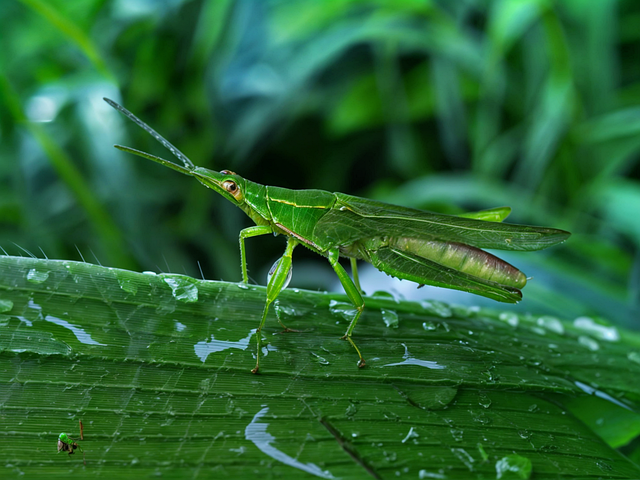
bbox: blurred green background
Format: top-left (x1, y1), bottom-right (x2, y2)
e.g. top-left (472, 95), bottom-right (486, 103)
top-left (1, 0), bottom-right (639, 328)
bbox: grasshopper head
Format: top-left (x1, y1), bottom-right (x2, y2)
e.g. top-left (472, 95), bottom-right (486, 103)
top-left (191, 168), bottom-right (246, 206)
top-left (103, 98), bottom-right (248, 207)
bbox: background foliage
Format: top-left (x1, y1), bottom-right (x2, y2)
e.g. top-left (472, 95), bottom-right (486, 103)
top-left (1, 0), bottom-right (640, 323)
top-left (1, 0), bottom-right (640, 476)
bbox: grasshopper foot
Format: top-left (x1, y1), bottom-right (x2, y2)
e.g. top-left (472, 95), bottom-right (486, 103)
top-left (341, 334), bottom-right (366, 369)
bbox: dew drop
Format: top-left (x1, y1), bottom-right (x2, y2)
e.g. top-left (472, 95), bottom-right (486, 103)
top-left (573, 316), bottom-right (619, 341)
top-left (450, 429), bottom-right (464, 442)
top-left (274, 301), bottom-right (298, 320)
top-left (118, 278), bottom-right (138, 295)
top-left (329, 300), bottom-right (358, 322)
top-left (627, 351), bottom-right (640, 365)
top-left (27, 269), bottom-right (49, 284)
top-left (536, 315), bottom-right (564, 335)
top-left (578, 335), bottom-right (600, 351)
top-left (478, 393), bottom-right (491, 409)
top-left (381, 309), bottom-right (399, 328)
top-left (422, 321), bottom-right (437, 331)
top-left (163, 277), bottom-right (199, 303)
top-left (596, 460), bottom-right (613, 472)
top-left (418, 470), bottom-right (447, 479)
top-left (499, 312), bottom-right (519, 327)
top-left (311, 352), bottom-right (330, 365)
top-left (421, 300), bottom-right (452, 318)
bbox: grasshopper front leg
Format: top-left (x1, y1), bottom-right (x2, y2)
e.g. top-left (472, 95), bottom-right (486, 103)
top-left (252, 236), bottom-right (298, 374)
top-left (328, 249), bottom-right (366, 368)
top-left (239, 226), bottom-right (273, 283)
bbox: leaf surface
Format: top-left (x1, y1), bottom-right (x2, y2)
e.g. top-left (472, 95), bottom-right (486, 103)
top-left (1, 256), bottom-right (639, 478)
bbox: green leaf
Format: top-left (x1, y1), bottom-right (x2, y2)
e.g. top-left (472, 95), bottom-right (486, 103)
top-left (1, 255), bottom-right (639, 478)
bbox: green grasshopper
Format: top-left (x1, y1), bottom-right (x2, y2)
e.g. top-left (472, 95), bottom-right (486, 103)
top-left (104, 98), bottom-right (570, 374)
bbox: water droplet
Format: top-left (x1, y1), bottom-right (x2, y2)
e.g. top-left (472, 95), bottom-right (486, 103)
top-left (478, 393), bottom-right (491, 409)
top-left (175, 321), bottom-right (186, 332)
top-left (536, 315), bottom-right (564, 335)
top-left (163, 276), bottom-right (198, 303)
top-left (450, 429), bottom-right (464, 442)
top-left (27, 269), bottom-right (49, 284)
top-left (237, 282), bottom-right (250, 290)
top-left (418, 469), bottom-right (447, 479)
top-left (142, 271), bottom-right (157, 276)
top-left (274, 301), bottom-right (299, 320)
top-left (329, 300), bottom-right (358, 322)
top-left (495, 454), bottom-right (532, 479)
top-left (345, 403), bottom-right (358, 417)
top-left (118, 278), bottom-right (138, 295)
top-left (527, 404), bottom-right (538, 413)
top-left (530, 326), bottom-right (546, 336)
top-left (421, 300), bottom-right (452, 318)
top-left (384, 344), bottom-right (445, 370)
top-left (311, 352), bottom-right (330, 365)
top-left (627, 351), bottom-right (640, 365)
top-left (481, 368), bottom-right (499, 383)
top-left (0, 299), bottom-right (13, 313)
top-left (473, 413), bottom-right (491, 425)
top-left (422, 321), bottom-right (437, 331)
top-left (518, 430), bottom-right (531, 440)
top-left (381, 309), bottom-right (399, 328)
top-left (596, 460), bottom-right (612, 472)
top-left (573, 316), bottom-right (619, 341)
top-left (499, 312), bottom-right (519, 327)
top-left (383, 450), bottom-right (397, 462)
top-left (578, 335), bottom-right (600, 351)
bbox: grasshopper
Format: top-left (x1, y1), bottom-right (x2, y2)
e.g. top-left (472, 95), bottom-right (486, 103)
top-left (104, 98), bottom-right (570, 373)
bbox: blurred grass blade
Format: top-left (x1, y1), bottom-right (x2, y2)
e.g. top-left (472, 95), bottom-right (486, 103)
top-left (17, 0), bottom-right (112, 80)
top-left (0, 77), bottom-right (130, 268)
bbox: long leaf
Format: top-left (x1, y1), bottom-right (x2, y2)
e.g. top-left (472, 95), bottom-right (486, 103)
top-left (1, 255), bottom-right (639, 478)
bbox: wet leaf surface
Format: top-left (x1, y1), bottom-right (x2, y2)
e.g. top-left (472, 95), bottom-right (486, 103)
top-left (1, 256), bottom-right (639, 478)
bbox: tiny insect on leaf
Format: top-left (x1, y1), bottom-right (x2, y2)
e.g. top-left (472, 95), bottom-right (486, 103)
top-left (57, 420), bottom-right (85, 465)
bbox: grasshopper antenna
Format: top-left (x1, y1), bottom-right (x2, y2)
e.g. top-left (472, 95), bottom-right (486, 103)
top-left (103, 97), bottom-right (195, 169)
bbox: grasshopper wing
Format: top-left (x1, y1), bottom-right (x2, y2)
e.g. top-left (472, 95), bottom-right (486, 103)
top-left (313, 194), bottom-right (570, 252)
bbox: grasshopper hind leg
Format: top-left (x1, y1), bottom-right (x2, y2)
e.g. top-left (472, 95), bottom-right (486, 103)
top-left (328, 249), bottom-right (366, 367)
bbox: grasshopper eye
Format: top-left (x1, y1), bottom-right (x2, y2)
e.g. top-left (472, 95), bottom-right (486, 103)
top-left (223, 180), bottom-right (238, 194)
